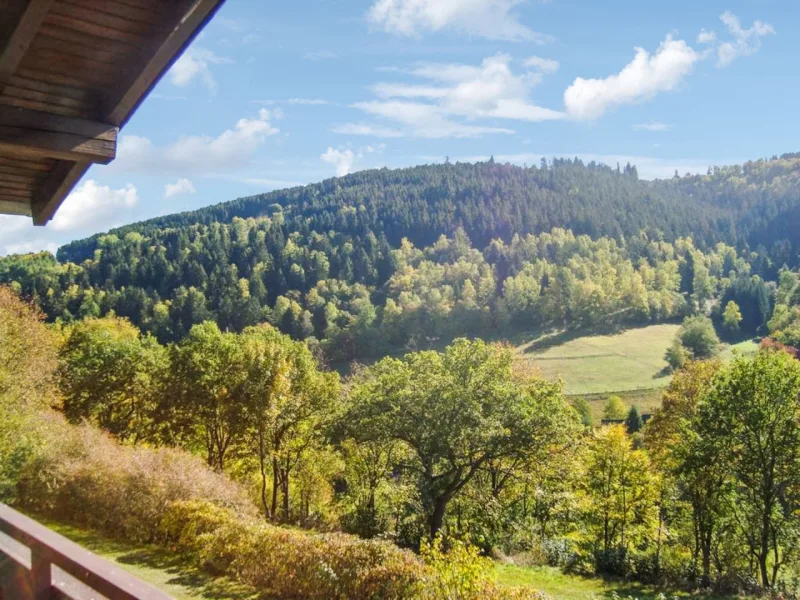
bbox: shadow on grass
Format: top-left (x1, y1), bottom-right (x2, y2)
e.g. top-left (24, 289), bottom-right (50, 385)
top-left (114, 549), bottom-right (257, 600)
top-left (36, 518), bottom-right (258, 600)
top-left (521, 325), bottom-right (625, 354)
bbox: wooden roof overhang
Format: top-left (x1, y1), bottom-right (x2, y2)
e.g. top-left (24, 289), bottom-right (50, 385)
top-left (0, 0), bottom-right (226, 225)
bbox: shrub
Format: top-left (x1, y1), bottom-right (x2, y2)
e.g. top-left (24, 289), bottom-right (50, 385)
top-left (15, 416), bottom-right (254, 543)
top-left (159, 501), bottom-right (551, 600)
top-left (678, 315), bottom-right (720, 359)
top-left (664, 338), bottom-right (689, 371)
top-left (161, 500), bottom-right (428, 599)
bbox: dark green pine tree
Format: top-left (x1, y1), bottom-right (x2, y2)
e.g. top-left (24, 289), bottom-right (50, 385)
top-left (625, 405), bottom-right (643, 434)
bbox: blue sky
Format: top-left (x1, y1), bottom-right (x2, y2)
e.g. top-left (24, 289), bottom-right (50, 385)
top-left (1, 0), bottom-right (795, 255)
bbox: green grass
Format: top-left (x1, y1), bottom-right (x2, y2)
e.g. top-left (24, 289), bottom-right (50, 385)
top-left (38, 518), bottom-right (258, 600)
top-left (495, 564), bottom-right (736, 600)
top-left (512, 324), bottom-right (760, 425)
top-left (514, 324), bottom-right (680, 396)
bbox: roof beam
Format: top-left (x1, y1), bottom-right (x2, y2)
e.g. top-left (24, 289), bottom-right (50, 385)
top-left (0, 199), bottom-right (31, 217)
top-left (0, 106), bottom-right (116, 164)
top-left (105, 0), bottom-right (227, 126)
top-left (31, 160), bottom-right (89, 225)
top-left (0, 0), bottom-right (55, 93)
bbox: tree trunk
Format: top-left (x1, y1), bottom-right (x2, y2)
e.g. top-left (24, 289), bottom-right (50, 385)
top-left (429, 497), bottom-right (448, 540)
top-left (271, 456), bottom-right (280, 520)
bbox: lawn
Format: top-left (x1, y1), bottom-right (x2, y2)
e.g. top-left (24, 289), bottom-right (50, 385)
top-left (514, 324), bottom-right (680, 396)
top-left (495, 564), bottom-right (736, 600)
top-left (38, 518), bottom-right (258, 600)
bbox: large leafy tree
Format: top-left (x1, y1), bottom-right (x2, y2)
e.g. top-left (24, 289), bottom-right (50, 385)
top-left (238, 324), bottom-right (339, 520)
top-left (344, 338), bottom-right (575, 540)
top-left (698, 350), bottom-right (800, 588)
top-left (58, 316), bottom-right (167, 442)
top-left (582, 425), bottom-right (656, 573)
top-left (646, 360), bottom-right (727, 586)
top-left (168, 321), bottom-right (247, 470)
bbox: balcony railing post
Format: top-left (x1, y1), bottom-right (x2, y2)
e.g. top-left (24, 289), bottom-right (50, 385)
top-left (29, 547), bottom-right (51, 600)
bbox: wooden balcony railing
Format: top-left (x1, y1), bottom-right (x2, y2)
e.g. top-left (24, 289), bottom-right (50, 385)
top-left (0, 503), bottom-right (171, 599)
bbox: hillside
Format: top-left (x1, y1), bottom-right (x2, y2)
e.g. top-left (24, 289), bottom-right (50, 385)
top-left (0, 156), bottom-right (794, 363)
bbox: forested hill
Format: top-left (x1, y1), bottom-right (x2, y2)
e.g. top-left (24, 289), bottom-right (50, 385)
top-left (4, 155), bottom-right (800, 362)
top-left (57, 158), bottom-right (732, 264)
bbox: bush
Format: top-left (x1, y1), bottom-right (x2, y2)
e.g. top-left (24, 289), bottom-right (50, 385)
top-left (664, 338), bottom-right (689, 371)
top-left (14, 415), bottom-right (254, 543)
top-left (678, 315), bottom-right (720, 359)
top-left (160, 501), bottom-right (550, 600)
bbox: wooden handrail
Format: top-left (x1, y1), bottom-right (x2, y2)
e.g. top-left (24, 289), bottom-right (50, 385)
top-left (0, 503), bottom-right (171, 599)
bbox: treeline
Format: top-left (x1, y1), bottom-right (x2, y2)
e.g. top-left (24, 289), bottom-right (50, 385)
top-left (0, 225), bottom-right (778, 362)
top-left (46, 306), bottom-right (800, 593)
top-left (57, 156), bottom-right (800, 267)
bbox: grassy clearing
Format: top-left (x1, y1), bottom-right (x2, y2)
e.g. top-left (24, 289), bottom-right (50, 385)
top-left (514, 324), bottom-right (680, 396)
top-left (40, 518), bottom-right (258, 600)
top-left (579, 389), bottom-right (664, 425)
top-left (495, 564), bottom-right (736, 600)
top-left (512, 324), bottom-right (760, 425)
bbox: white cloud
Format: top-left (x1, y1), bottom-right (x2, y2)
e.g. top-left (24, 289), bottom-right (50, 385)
top-left (523, 56), bottom-right (559, 73)
top-left (332, 123), bottom-right (405, 137)
top-left (115, 109), bottom-right (279, 174)
top-left (367, 0), bottom-right (549, 42)
top-left (342, 54), bottom-right (562, 139)
top-left (51, 180), bottom-right (138, 232)
top-left (697, 29), bottom-right (717, 45)
top-left (169, 48), bottom-right (233, 91)
top-left (321, 144), bottom-right (385, 176)
top-left (164, 178), bottom-right (196, 199)
top-left (321, 147), bottom-right (356, 177)
top-left (715, 11), bottom-right (774, 67)
top-left (564, 35), bottom-right (699, 120)
top-left (633, 121), bottom-right (671, 132)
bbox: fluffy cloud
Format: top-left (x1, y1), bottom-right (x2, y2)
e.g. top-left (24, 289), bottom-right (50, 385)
top-left (715, 11), bottom-right (774, 67)
top-left (170, 48), bottom-right (233, 91)
top-left (367, 0), bottom-right (548, 42)
top-left (115, 109), bottom-right (279, 174)
top-left (51, 180), bottom-right (138, 232)
top-left (321, 144), bottom-right (385, 177)
top-left (339, 54), bottom-right (562, 139)
top-left (564, 36), bottom-right (699, 120)
top-left (164, 178), bottom-right (196, 199)
top-left (523, 56), bottom-right (559, 73)
top-left (633, 121), bottom-right (671, 132)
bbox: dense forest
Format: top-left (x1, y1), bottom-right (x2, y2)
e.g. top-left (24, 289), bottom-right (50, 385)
top-left (5, 156), bottom-right (800, 362)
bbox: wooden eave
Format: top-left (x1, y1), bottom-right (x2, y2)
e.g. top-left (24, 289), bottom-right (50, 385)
top-left (0, 0), bottom-right (226, 225)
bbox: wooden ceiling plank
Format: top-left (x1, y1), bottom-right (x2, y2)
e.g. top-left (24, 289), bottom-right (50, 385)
top-left (0, 128), bottom-right (116, 164)
top-left (0, 106), bottom-right (116, 139)
top-left (64, 0), bottom-right (163, 25)
top-left (32, 161), bottom-right (90, 225)
top-left (45, 13), bottom-right (146, 45)
top-left (10, 75), bottom-right (90, 101)
top-left (37, 22), bottom-right (132, 58)
top-left (0, 96), bottom-right (83, 118)
top-left (51, 2), bottom-right (154, 37)
top-left (3, 84), bottom-right (87, 109)
top-left (0, 186), bottom-right (32, 199)
top-left (0, 0), bottom-right (56, 92)
top-left (106, 0), bottom-right (227, 126)
top-left (0, 156), bottom-right (54, 172)
top-left (0, 172), bottom-right (43, 184)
